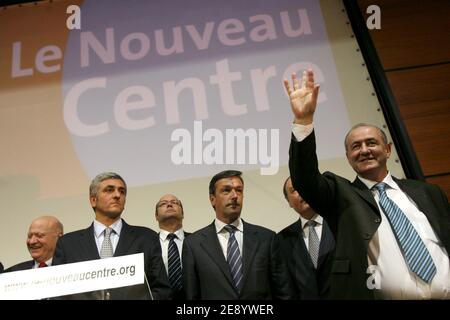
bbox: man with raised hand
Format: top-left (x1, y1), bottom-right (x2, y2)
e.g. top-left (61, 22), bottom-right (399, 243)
top-left (284, 70), bottom-right (450, 299)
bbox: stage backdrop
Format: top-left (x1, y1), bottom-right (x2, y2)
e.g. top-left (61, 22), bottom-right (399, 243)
top-left (0, 0), bottom-right (404, 268)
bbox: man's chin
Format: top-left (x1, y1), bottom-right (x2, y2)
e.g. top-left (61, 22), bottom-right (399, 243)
top-left (106, 210), bottom-right (123, 219)
top-left (225, 210), bottom-right (241, 220)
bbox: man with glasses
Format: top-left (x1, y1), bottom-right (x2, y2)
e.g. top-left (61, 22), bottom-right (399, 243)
top-left (155, 194), bottom-right (190, 299)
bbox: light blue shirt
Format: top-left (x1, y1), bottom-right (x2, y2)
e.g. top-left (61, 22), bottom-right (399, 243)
top-left (93, 219), bottom-right (123, 255)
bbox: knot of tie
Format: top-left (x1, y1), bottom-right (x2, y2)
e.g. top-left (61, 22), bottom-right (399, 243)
top-left (167, 233), bottom-right (178, 241)
top-left (38, 262), bottom-right (47, 268)
top-left (374, 182), bottom-right (387, 193)
top-left (305, 220), bottom-right (317, 228)
top-left (224, 224), bottom-right (237, 234)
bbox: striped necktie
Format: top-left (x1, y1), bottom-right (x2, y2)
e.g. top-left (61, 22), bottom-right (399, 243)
top-left (224, 225), bottom-right (243, 292)
top-left (374, 182), bottom-right (436, 283)
top-left (167, 233), bottom-right (182, 291)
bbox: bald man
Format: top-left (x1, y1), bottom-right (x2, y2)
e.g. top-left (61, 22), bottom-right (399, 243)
top-left (6, 216), bottom-right (63, 271)
top-left (155, 194), bottom-right (190, 299)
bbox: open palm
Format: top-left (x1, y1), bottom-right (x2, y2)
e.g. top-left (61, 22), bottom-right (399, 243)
top-left (283, 70), bottom-right (320, 125)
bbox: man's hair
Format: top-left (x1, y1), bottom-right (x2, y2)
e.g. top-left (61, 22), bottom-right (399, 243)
top-left (282, 176), bottom-right (290, 200)
top-left (209, 170), bottom-right (243, 195)
top-left (54, 219), bottom-right (64, 234)
top-left (89, 172), bottom-right (127, 198)
top-left (344, 123), bottom-right (388, 151)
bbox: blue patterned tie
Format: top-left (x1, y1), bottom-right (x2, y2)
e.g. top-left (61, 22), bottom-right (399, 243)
top-left (167, 233), bottom-right (182, 291)
top-left (224, 225), bottom-right (243, 292)
top-left (374, 183), bottom-right (436, 283)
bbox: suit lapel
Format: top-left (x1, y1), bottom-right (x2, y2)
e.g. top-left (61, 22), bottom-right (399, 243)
top-left (395, 179), bottom-right (442, 236)
top-left (352, 177), bottom-right (380, 214)
top-left (241, 222), bottom-right (260, 283)
top-left (114, 220), bottom-right (136, 256)
top-left (199, 223), bottom-right (235, 288)
top-left (291, 221), bottom-right (313, 269)
top-left (79, 224), bottom-right (101, 260)
top-left (318, 220), bottom-right (335, 268)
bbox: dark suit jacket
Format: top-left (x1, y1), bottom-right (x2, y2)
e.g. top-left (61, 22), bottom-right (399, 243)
top-left (4, 260), bottom-right (34, 272)
top-left (53, 219), bottom-right (171, 300)
top-left (182, 220), bottom-right (293, 300)
top-left (277, 218), bottom-right (335, 299)
top-left (289, 132), bottom-right (450, 299)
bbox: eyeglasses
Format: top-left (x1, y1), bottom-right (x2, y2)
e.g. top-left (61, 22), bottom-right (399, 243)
top-left (157, 200), bottom-right (181, 208)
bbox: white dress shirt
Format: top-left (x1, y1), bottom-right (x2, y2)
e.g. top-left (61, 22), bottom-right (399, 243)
top-left (93, 219), bottom-right (122, 255)
top-left (159, 228), bottom-right (185, 274)
top-left (215, 218), bottom-right (244, 260)
top-left (360, 174), bottom-right (450, 299)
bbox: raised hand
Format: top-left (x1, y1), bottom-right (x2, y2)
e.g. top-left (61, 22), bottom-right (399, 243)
top-left (283, 70), bottom-right (320, 125)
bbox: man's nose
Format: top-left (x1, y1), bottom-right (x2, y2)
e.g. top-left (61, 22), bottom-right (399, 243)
top-left (360, 143), bottom-right (370, 154)
top-left (28, 235), bottom-right (37, 244)
top-left (113, 190), bottom-right (121, 198)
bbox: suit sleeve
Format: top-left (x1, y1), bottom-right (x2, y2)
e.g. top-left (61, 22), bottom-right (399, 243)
top-left (269, 233), bottom-right (294, 299)
top-left (289, 131), bottom-right (336, 215)
top-left (182, 238), bottom-right (200, 300)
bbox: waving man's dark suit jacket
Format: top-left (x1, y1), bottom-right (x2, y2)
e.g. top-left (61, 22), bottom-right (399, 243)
top-left (289, 132), bottom-right (450, 299)
top-left (182, 220), bottom-right (293, 300)
top-left (53, 219), bottom-right (171, 300)
top-left (277, 218), bottom-right (335, 299)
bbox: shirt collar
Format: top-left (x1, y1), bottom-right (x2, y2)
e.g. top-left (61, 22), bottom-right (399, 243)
top-left (215, 217), bottom-right (243, 234)
top-left (358, 172), bottom-right (400, 191)
top-left (299, 214), bottom-right (323, 229)
top-left (94, 218), bottom-right (123, 239)
top-left (159, 228), bottom-right (185, 241)
top-left (34, 258), bottom-right (52, 268)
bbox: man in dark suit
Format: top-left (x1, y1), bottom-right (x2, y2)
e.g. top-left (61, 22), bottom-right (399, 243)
top-left (155, 193), bottom-right (190, 299)
top-left (53, 172), bottom-right (171, 300)
top-left (284, 70), bottom-right (450, 299)
top-left (6, 216), bottom-right (63, 272)
top-left (182, 170), bottom-right (293, 300)
top-left (277, 177), bottom-right (335, 299)
top-left (0, 262), bottom-right (4, 273)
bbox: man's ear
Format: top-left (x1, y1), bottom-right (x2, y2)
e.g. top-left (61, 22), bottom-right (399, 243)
top-left (89, 196), bottom-right (97, 209)
top-left (210, 194), bottom-right (216, 209)
top-left (385, 142), bottom-right (392, 158)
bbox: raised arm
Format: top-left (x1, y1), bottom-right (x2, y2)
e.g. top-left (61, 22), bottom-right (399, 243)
top-left (283, 70), bottom-right (320, 125)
